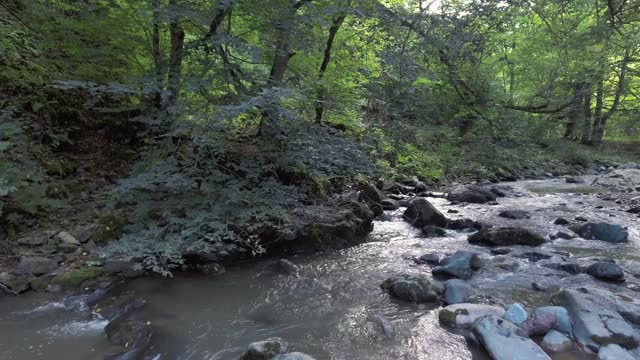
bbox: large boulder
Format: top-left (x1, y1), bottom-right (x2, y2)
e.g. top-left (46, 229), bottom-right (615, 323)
top-left (358, 182), bottom-right (384, 217)
top-left (432, 251), bottom-right (483, 280)
top-left (242, 338), bottom-right (289, 360)
top-left (16, 257), bottom-right (58, 275)
top-left (598, 344), bottom-right (637, 360)
top-left (586, 262), bottom-right (625, 282)
top-left (473, 315), bottom-right (552, 360)
top-left (381, 275), bottom-right (444, 303)
top-left (468, 227), bottom-right (546, 247)
top-left (593, 169), bottom-right (640, 192)
top-left (553, 287), bottom-right (640, 351)
top-left (403, 198), bottom-right (447, 228)
top-left (447, 186), bottom-right (497, 204)
top-left (568, 223), bottom-right (629, 243)
top-left (439, 304), bottom-right (505, 328)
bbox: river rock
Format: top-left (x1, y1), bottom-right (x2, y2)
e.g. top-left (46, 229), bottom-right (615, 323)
top-left (516, 251), bottom-right (552, 263)
top-left (272, 353), bottom-right (316, 360)
top-left (499, 210), bottom-right (530, 220)
top-left (491, 256), bottom-right (521, 271)
top-left (598, 344), bottom-right (637, 360)
top-left (105, 311), bottom-right (152, 347)
top-left (521, 312), bottom-right (557, 336)
top-left (473, 315), bottom-right (551, 360)
top-left (418, 253), bottom-right (440, 265)
top-left (593, 169), bottom-right (640, 192)
top-left (468, 227), bottom-right (546, 247)
top-left (359, 182), bottom-right (384, 217)
top-left (491, 247), bottom-right (512, 255)
top-left (0, 272), bottom-right (29, 293)
top-left (242, 337), bottom-right (289, 360)
top-left (54, 231), bottom-right (80, 245)
top-left (554, 287), bottom-right (640, 351)
top-left (367, 313), bottom-right (395, 338)
top-left (568, 222), bottom-right (629, 243)
top-left (556, 231), bottom-right (575, 240)
top-left (17, 235), bottom-right (48, 247)
top-left (504, 303), bottom-right (528, 326)
top-left (439, 304), bottom-right (505, 328)
top-left (17, 257), bottom-right (58, 275)
top-left (447, 186), bottom-right (497, 204)
top-left (380, 198), bottom-right (399, 210)
top-left (275, 259), bottom-right (300, 276)
top-left (381, 275), bottom-right (444, 303)
top-left (533, 306), bottom-right (572, 334)
top-left (433, 251), bottom-right (483, 280)
top-left (627, 207), bottom-right (640, 214)
top-left (444, 279), bottom-right (475, 305)
top-left (403, 198), bottom-right (447, 228)
top-left (586, 262), bottom-right (625, 282)
top-left (422, 225), bottom-right (446, 238)
top-left (447, 218), bottom-right (483, 231)
top-left (554, 217), bottom-right (570, 225)
top-left (541, 330), bottom-right (573, 353)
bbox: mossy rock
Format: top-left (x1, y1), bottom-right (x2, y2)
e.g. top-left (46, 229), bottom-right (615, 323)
top-left (42, 158), bottom-right (78, 177)
top-left (90, 214), bottom-right (128, 243)
top-left (53, 267), bottom-right (104, 287)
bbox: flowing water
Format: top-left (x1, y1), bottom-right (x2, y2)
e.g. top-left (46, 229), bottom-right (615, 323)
top-left (1, 178), bottom-right (640, 360)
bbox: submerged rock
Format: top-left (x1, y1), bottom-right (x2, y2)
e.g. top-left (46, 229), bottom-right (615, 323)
top-left (433, 251), bottom-right (483, 280)
top-left (554, 287), bottom-right (640, 351)
top-left (586, 262), bottom-right (625, 282)
top-left (417, 253), bottom-right (440, 265)
top-left (381, 275), bottom-right (444, 303)
top-left (367, 313), bottom-right (395, 338)
top-left (499, 210), bottom-right (530, 220)
top-left (444, 279), bottom-right (475, 305)
top-left (272, 353), bottom-right (316, 360)
top-left (380, 198), bottom-right (399, 210)
top-left (554, 217), bottom-right (570, 225)
top-left (468, 227), bottom-right (546, 247)
top-left (242, 338), bottom-right (289, 360)
top-left (473, 315), bottom-right (551, 360)
top-left (421, 225), bottom-right (446, 238)
top-left (403, 198), bottom-right (447, 228)
top-left (568, 222), bottom-right (629, 243)
top-left (439, 304), bottom-right (505, 328)
top-left (541, 330), bottom-right (573, 353)
top-left (490, 248), bottom-right (512, 255)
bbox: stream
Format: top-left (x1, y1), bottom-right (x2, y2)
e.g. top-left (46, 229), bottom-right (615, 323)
top-left (1, 177), bottom-right (639, 360)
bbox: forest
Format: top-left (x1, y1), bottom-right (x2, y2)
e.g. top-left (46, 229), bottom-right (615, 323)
top-left (1, 0), bottom-right (640, 267)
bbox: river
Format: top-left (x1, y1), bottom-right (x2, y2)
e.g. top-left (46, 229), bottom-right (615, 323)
top-left (1, 178), bottom-right (639, 359)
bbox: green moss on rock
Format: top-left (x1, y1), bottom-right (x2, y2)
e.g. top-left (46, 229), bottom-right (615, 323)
top-left (91, 214), bottom-right (128, 243)
top-left (53, 267), bottom-right (103, 287)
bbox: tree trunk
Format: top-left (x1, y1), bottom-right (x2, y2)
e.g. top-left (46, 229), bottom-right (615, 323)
top-left (564, 83), bottom-right (582, 139)
top-left (592, 76), bottom-right (604, 142)
top-left (151, 0), bottom-right (163, 109)
top-left (581, 82), bottom-right (593, 144)
top-left (166, 0), bottom-right (185, 107)
top-left (315, 15), bottom-right (346, 124)
top-left (207, 1), bottom-right (244, 92)
top-left (592, 53), bottom-right (629, 145)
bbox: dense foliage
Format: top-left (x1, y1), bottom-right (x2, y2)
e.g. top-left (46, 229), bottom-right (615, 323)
top-left (2, 0), bottom-right (639, 272)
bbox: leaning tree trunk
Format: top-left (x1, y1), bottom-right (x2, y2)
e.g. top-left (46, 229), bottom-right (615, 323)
top-left (591, 76), bottom-right (605, 142)
top-left (315, 15), bottom-right (346, 124)
top-left (166, 2), bottom-right (185, 107)
top-left (592, 53), bottom-right (629, 145)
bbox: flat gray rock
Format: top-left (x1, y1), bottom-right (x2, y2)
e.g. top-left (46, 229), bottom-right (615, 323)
top-left (473, 315), bottom-right (551, 360)
top-left (554, 287), bottom-right (640, 351)
top-left (598, 344), bottom-right (637, 360)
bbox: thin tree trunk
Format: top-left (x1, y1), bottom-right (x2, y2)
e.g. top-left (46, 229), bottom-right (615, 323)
top-left (581, 82), bottom-right (593, 144)
top-left (315, 15), bottom-right (346, 124)
top-left (592, 76), bottom-right (604, 141)
top-left (166, 1), bottom-right (185, 107)
top-left (207, 1), bottom-right (244, 92)
top-left (151, 0), bottom-right (163, 109)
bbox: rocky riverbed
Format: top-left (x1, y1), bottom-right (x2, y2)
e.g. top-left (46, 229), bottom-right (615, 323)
top-left (1, 172), bottom-right (640, 359)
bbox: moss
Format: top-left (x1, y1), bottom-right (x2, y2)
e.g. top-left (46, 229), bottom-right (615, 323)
top-left (53, 267), bottom-right (104, 287)
top-left (438, 308), bottom-right (469, 326)
top-left (42, 158), bottom-right (78, 177)
top-left (91, 214), bottom-right (128, 243)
